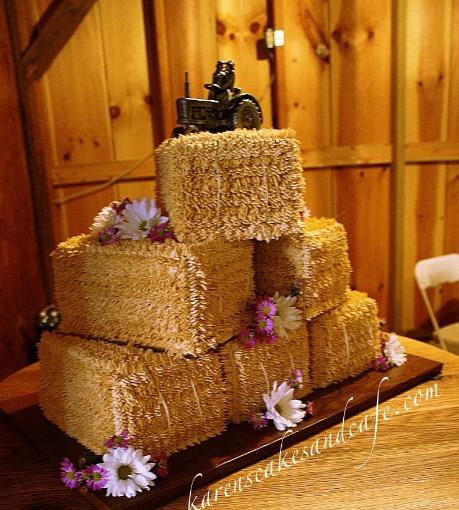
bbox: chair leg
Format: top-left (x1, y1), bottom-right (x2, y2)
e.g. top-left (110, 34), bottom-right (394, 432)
top-left (419, 287), bottom-right (448, 351)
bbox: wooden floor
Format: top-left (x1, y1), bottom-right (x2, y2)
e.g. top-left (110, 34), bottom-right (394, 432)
top-left (0, 338), bottom-right (458, 509)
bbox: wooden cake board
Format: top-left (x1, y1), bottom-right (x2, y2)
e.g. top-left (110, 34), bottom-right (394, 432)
top-left (3, 353), bottom-right (442, 510)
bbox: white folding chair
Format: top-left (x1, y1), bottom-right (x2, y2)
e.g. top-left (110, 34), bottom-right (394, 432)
top-left (415, 253), bottom-right (459, 354)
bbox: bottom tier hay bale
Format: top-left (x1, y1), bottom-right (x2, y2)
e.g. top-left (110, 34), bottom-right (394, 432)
top-left (308, 290), bottom-right (380, 389)
top-left (38, 332), bottom-right (227, 455)
top-left (220, 323), bottom-right (311, 423)
top-left (255, 217), bottom-right (351, 320)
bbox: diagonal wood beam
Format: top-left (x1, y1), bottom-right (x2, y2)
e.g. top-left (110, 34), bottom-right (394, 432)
top-left (19, 0), bottom-right (97, 83)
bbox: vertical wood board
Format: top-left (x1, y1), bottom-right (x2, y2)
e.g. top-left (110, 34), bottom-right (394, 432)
top-left (148, 0), bottom-right (218, 140)
top-left (37, 0), bottom-right (113, 166)
top-left (442, 0), bottom-right (459, 323)
top-left (330, 0), bottom-right (392, 321)
top-left (0, 4), bottom-right (46, 378)
top-left (216, 0), bottom-right (272, 125)
top-left (273, 0), bottom-right (334, 217)
top-left (99, 0), bottom-right (154, 160)
top-left (403, 0), bottom-right (452, 332)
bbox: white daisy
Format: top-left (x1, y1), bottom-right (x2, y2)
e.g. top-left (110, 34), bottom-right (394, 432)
top-left (272, 293), bottom-right (302, 338)
top-left (383, 333), bottom-right (407, 367)
top-left (263, 381), bottom-right (306, 431)
top-left (118, 198), bottom-right (168, 240)
top-left (90, 205), bottom-right (121, 233)
top-left (99, 446), bottom-right (157, 498)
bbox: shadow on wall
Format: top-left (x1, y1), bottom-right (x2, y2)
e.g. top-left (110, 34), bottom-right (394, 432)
top-left (406, 298), bottom-right (459, 341)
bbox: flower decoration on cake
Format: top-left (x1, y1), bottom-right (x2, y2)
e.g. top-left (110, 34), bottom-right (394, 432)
top-left (372, 355), bottom-right (390, 372)
top-left (373, 328), bottom-right (407, 372)
top-left (118, 198), bottom-right (168, 240)
top-left (90, 205), bottom-right (122, 233)
top-left (248, 411), bottom-right (269, 430)
top-left (263, 381), bottom-right (307, 431)
top-left (383, 332), bottom-right (407, 366)
top-left (271, 293), bottom-right (302, 339)
top-left (287, 368), bottom-right (304, 390)
top-left (237, 292), bottom-right (302, 349)
top-left (84, 464), bottom-right (109, 491)
top-left (105, 430), bottom-right (130, 450)
top-left (147, 219), bottom-right (176, 243)
top-left (90, 198), bottom-right (175, 245)
top-left (60, 458), bottom-right (82, 489)
top-left (247, 372), bottom-right (313, 432)
top-left (60, 431), bottom-right (164, 499)
top-left (152, 452), bottom-right (169, 478)
top-left (237, 327), bottom-right (257, 349)
top-left (100, 446), bottom-right (157, 498)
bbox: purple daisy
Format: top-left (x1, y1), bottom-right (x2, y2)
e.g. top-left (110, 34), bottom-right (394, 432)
top-left (152, 452), bottom-right (169, 478)
top-left (97, 226), bottom-right (120, 245)
top-left (83, 464), bottom-right (109, 491)
top-left (111, 197), bottom-right (132, 215)
top-left (248, 412), bottom-right (269, 431)
top-left (147, 220), bottom-right (176, 243)
top-left (255, 331), bottom-right (276, 345)
top-left (287, 368), bottom-right (303, 390)
top-left (372, 355), bottom-right (390, 372)
top-left (255, 298), bottom-right (277, 320)
top-left (237, 328), bottom-right (257, 349)
top-left (105, 430), bottom-right (130, 450)
top-left (255, 317), bottom-right (274, 335)
top-left (60, 458), bottom-right (82, 490)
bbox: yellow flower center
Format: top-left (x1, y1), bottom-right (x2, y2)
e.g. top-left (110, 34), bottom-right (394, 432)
top-left (117, 465), bottom-right (132, 480)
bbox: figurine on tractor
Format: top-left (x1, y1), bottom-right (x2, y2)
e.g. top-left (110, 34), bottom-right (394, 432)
top-left (172, 60), bottom-right (263, 137)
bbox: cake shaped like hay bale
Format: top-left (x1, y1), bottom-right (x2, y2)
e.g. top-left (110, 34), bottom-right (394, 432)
top-left (308, 290), bottom-right (380, 389)
top-left (156, 129), bottom-right (305, 243)
top-left (38, 332), bottom-right (227, 455)
top-left (220, 323), bottom-right (311, 423)
top-left (53, 235), bottom-right (254, 356)
top-left (255, 217), bottom-right (351, 320)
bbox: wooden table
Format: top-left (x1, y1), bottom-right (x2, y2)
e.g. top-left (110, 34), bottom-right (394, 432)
top-left (1, 338), bottom-right (458, 510)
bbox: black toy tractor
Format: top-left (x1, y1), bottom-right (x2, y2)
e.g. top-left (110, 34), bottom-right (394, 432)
top-left (172, 61), bottom-right (263, 137)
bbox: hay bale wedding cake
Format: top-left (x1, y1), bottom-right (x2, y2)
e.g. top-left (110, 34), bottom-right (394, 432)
top-left (38, 128), bottom-right (380, 460)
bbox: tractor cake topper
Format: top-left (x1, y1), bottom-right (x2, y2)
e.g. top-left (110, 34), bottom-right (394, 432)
top-left (173, 60), bottom-right (263, 136)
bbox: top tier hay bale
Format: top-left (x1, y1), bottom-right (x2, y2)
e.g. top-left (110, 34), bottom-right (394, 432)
top-left (255, 217), bottom-right (351, 320)
top-left (156, 129), bottom-right (305, 243)
top-left (53, 235), bottom-right (254, 356)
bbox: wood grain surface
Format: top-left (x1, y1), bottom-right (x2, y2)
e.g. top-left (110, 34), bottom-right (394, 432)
top-left (0, 4), bottom-right (46, 379)
top-left (0, 338), bottom-right (458, 509)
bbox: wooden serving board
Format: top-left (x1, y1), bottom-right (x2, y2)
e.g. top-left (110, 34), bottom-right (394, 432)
top-left (3, 353), bottom-right (442, 510)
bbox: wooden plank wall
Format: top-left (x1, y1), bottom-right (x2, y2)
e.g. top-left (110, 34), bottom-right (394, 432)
top-left (0, 4), bottom-right (46, 378)
top-left (402, 0), bottom-right (456, 334)
top-left (9, 0), bottom-right (459, 335)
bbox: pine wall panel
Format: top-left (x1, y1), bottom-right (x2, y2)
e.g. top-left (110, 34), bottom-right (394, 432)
top-left (402, 0), bottom-right (452, 333)
top-left (442, 0), bottom-right (459, 325)
top-left (330, 0), bottom-right (392, 321)
top-left (273, 0), bottom-right (334, 218)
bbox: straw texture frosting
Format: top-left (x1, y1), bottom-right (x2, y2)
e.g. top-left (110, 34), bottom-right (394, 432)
top-left (156, 129), bottom-right (306, 243)
top-left (255, 217), bottom-right (351, 320)
top-left (52, 235), bottom-right (254, 356)
top-left (220, 322), bottom-right (311, 423)
top-left (38, 332), bottom-right (227, 455)
top-left (308, 290), bottom-right (380, 389)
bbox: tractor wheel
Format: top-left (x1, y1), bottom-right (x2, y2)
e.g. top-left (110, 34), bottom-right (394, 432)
top-left (232, 99), bottom-right (262, 130)
top-left (185, 124), bottom-right (200, 135)
top-left (172, 127), bottom-right (186, 137)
